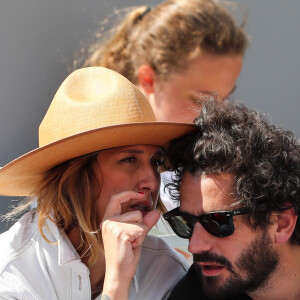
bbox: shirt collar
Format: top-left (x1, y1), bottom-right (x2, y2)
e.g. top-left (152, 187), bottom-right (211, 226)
top-left (44, 217), bottom-right (80, 266)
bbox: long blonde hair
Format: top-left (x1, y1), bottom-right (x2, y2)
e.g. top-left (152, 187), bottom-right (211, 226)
top-left (79, 0), bottom-right (249, 83)
top-left (36, 153), bottom-right (102, 266)
top-left (4, 153), bottom-right (103, 267)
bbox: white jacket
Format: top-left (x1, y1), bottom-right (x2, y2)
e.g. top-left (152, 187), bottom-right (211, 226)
top-left (0, 210), bottom-right (188, 300)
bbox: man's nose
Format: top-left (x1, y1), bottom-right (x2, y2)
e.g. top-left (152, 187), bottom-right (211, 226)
top-left (188, 222), bottom-right (215, 254)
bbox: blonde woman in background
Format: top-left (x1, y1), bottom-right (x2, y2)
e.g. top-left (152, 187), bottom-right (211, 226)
top-left (79, 0), bottom-right (249, 216)
top-left (80, 0), bottom-right (248, 123)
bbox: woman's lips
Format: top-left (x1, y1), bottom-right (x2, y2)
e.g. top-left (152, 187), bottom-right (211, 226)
top-left (198, 262), bottom-right (225, 276)
top-left (130, 200), bottom-right (152, 216)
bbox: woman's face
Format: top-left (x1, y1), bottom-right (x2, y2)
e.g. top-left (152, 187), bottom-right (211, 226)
top-left (147, 53), bottom-right (243, 122)
top-left (93, 144), bottom-right (164, 222)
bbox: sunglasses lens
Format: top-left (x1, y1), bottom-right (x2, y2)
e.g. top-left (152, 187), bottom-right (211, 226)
top-left (201, 212), bottom-right (234, 237)
top-left (164, 210), bottom-right (238, 238)
top-left (165, 215), bottom-right (193, 239)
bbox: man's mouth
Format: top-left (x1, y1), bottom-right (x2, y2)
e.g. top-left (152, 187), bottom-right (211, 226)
top-left (198, 262), bottom-right (225, 276)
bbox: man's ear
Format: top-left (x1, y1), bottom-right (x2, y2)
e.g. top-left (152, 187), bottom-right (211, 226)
top-left (137, 64), bottom-right (155, 95)
top-left (274, 207), bottom-right (297, 244)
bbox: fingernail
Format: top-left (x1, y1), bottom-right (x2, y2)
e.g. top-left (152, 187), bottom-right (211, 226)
top-left (138, 192), bottom-right (144, 194)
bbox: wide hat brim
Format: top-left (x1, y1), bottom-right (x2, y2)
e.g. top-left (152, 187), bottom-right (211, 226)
top-left (0, 122), bottom-right (195, 196)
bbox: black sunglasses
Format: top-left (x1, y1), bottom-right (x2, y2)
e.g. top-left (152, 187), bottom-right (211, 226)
top-left (163, 206), bottom-right (250, 238)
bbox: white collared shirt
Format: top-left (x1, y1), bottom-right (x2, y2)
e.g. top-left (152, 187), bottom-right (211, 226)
top-left (0, 210), bottom-right (188, 300)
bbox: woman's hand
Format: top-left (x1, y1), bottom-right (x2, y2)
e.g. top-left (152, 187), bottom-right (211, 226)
top-left (101, 191), bottom-right (160, 300)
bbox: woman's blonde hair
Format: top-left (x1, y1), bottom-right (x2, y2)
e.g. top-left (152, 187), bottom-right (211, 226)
top-left (3, 153), bottom-right (102, 266)
top-left (79, 0), bottom-right (249, 84)
top-left (35, 153), bottom-right (102, 266)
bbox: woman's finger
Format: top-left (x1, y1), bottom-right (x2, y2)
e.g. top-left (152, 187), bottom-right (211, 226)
top-left (103, 210), bottom-right (144, 225)
top-left (142, 210), bottom-right (160, 232)
top-left (102, 191), bottom-right (145, 220)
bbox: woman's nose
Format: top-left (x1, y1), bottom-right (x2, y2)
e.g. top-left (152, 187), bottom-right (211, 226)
top-left (137, 164), bottom-right (160, 192)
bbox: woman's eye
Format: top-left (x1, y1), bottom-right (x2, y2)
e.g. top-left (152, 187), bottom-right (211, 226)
top-left (121, 156), bottom-right (136, 163)
top-left (190, 96), bottom-right (204, 105)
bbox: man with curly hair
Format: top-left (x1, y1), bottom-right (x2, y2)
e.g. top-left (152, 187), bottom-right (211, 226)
top-left (164, 100), bottom-right (300, 300)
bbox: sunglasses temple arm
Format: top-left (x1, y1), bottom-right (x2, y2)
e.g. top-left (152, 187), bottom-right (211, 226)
top-left (232, 207), bottom-right (250, 216)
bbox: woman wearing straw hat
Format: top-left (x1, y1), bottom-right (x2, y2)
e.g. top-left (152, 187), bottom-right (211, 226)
top-left (0, 67), bottom-right (194, 299)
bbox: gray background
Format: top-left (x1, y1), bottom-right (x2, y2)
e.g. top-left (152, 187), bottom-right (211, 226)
top-left (0, 0), bottom-right (299, 233)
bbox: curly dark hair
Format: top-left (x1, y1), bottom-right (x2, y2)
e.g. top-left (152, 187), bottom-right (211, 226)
top-left (167, 99), bottom-right (300, 244)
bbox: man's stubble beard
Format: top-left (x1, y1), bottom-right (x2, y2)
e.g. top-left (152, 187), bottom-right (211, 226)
top-left (193, 229), bottom-right (279, 299)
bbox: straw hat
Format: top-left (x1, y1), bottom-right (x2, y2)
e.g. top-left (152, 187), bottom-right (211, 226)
top-left (0, 67), bottom-right (195, 196)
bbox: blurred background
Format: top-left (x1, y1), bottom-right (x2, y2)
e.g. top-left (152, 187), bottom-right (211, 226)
top-left (0, 0), bottom-right (299, 233)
